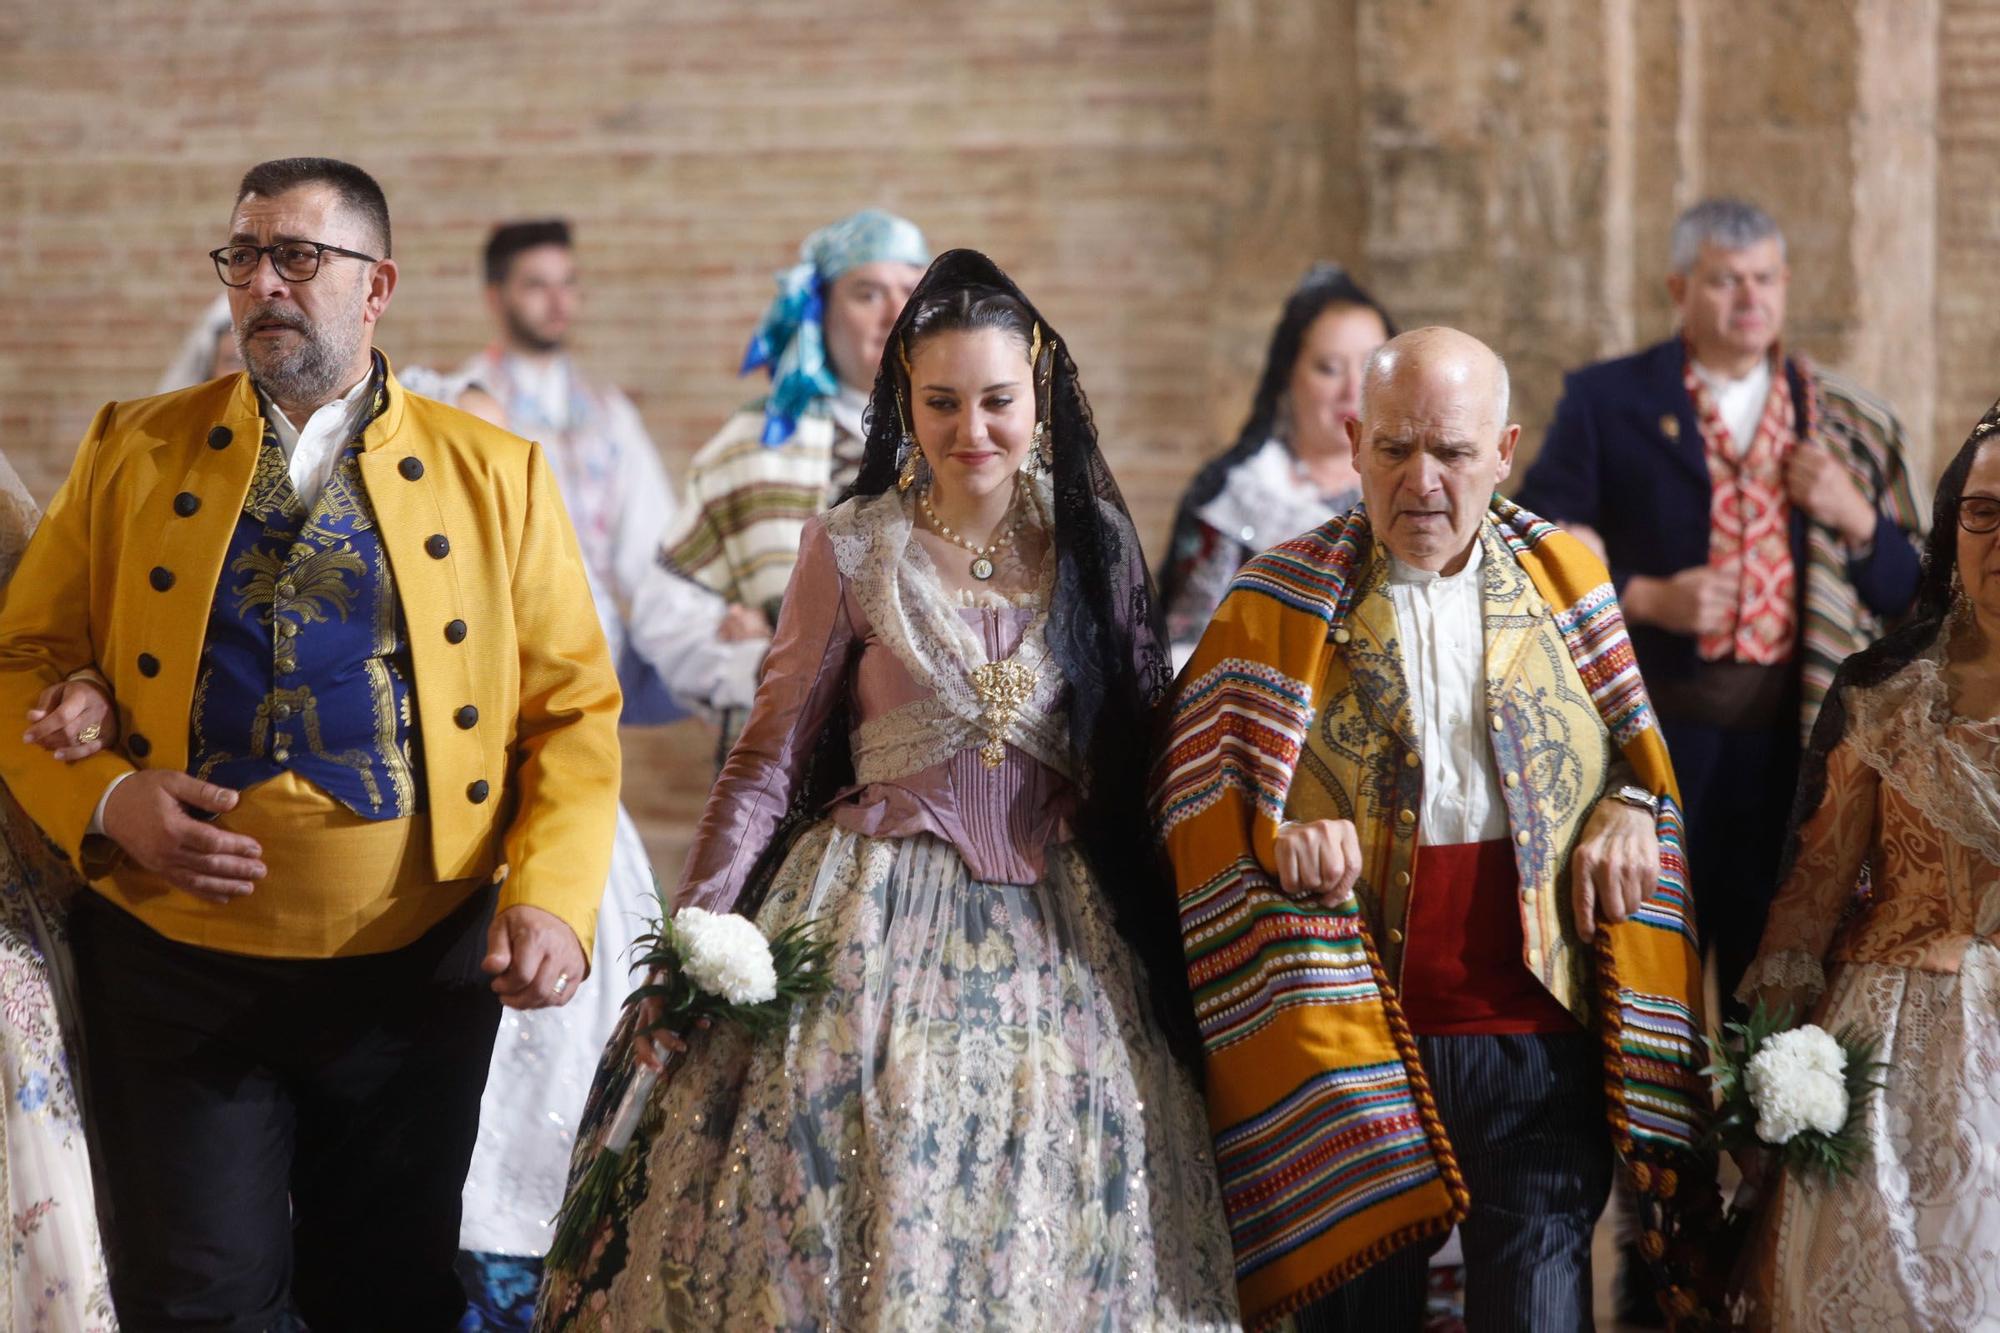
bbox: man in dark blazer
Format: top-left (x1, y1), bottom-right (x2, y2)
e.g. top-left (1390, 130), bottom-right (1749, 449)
top-left (1517, 196), bottom-right (1924, 1326)
top-left (1518, 196), bottom-right (1924, 1009)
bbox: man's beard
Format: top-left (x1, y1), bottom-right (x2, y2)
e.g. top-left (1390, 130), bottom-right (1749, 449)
top-left (503, 305), bottom-right (565, 355)
top-left (237, 302), bottom-right (366, 407)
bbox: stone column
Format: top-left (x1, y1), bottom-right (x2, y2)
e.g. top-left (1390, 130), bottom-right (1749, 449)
top-left (1206, 0), bottom-right (1368, 447)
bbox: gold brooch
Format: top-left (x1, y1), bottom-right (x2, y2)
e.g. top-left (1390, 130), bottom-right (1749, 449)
top-left (970, 659), bottom-right (1036, 769)
top-left (1659, 414), bottom-right (1680, 440)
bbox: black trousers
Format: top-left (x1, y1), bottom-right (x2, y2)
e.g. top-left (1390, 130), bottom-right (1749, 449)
top-left (70, 887), bottom-right (503, 1333)
top-left (1659, 714), bottom-right (1800, 1017)
top-left (1296, 1032), bottom-right (1613, 1333)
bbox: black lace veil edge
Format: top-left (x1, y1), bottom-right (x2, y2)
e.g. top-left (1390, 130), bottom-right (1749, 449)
top-left (1154, 263), bottom-right (1397, 611)
top-left (1774, 400), bottom-right (1990, 889)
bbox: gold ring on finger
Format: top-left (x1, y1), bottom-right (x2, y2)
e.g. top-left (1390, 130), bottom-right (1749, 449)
top-left (77, 724), bottom-right (102, 744)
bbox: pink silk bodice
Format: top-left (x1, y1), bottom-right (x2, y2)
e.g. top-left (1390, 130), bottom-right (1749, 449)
top-left (676, 518), bottom-right (1073, 913)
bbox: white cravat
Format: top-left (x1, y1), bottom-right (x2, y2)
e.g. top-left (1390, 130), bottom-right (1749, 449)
top-left (1386, 540), bottom-right (1510, 847)
top-left (260, 368), bottom-right (376, 510)
top-left (1692, 356), bottom-right (1771, 459)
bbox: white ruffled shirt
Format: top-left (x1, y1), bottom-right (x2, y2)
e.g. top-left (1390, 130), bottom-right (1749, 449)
top-left (1385, 539), bottom-right (1510, 847)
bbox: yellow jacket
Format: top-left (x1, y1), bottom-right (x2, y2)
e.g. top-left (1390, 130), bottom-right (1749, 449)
top-left (0, 364), bottom-right (622, 957)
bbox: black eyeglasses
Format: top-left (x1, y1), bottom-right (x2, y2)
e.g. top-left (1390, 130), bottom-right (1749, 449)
top-left (1959, 496), bottom-right (2000, 535)
top-left (209, 240), bottom-right (380, 288)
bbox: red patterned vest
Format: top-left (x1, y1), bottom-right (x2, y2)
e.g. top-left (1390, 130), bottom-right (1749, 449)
top-left (1684, 351), bottom-right (1797, 664)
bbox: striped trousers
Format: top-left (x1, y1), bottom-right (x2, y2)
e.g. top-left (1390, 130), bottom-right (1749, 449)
top-left (1294, 1031), bottom-right (1612, 1333)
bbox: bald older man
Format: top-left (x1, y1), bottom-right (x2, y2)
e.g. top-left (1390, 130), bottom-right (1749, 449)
top-left (1158, 329), bottom-right (1707, 1330)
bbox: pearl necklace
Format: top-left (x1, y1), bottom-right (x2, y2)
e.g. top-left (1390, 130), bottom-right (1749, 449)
top-left (919, 480), bottom-right (1022, 582)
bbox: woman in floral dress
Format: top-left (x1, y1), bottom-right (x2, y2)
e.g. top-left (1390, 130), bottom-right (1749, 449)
top-left (1735, 403), bottom-right (2000, 1330)
top-left (0, 451), bottom-right (116, 1329)
top-left (537, 251), bottom-right (1239, 1332)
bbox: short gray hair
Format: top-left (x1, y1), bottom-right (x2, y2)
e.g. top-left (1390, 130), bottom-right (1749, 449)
top-left (1669, 197), bottom-right (1784, 274)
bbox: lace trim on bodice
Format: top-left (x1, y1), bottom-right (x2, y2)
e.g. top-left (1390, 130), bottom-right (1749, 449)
top-left (824, 487), bottom-right (1072, 785)
top-left (1735, 949), bottom-right (1828, 1006)
top-left (1846, 649), bottom-right (2000, 874)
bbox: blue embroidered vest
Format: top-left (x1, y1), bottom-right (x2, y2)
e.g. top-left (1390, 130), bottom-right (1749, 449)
top-left (189, 376), bottom-right (425, 817)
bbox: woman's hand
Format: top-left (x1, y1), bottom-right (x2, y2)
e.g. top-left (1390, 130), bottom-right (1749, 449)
top-left (1728, 1144), bottom-right (1775, 1211)
top-left (717, 604), bottom-right (773, 643)
top-left (632, 998), bottom-right (709, 1073)
top-left (23, 677), bottom-right (117, 763)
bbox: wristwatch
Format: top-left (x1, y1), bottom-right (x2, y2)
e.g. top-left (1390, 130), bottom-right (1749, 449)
top-left (1607, 784), bottom-right (1660, 815)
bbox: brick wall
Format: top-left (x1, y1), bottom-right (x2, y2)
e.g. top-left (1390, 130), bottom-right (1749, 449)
top-left (1, 0), bottom-right (1984, 872)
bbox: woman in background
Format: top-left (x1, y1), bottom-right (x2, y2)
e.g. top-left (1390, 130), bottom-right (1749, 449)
top-left (1157, 264), bottom-right (1393, 664)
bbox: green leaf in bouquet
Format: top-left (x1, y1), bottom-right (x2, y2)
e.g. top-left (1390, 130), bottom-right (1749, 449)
top-left (1701, 998), bottom-right (1797, 1157)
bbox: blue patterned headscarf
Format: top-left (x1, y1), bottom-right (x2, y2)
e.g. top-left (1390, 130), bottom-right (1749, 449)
top-left (740, 208), bottom-right (931, 445)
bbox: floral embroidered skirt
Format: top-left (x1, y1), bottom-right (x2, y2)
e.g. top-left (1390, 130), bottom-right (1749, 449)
top-left (0, 789), bottom-right (115, 1329)
top-left (1737, 946), bottom-right (2000, 1331)
top-left (535, 825), bottom-right (1241, 1331)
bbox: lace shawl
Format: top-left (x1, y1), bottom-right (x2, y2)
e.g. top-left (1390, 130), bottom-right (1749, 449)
top-left (821, 486), bottom-right (1072, 785)
top-left (1845, 647), bottom-right (2000, 875)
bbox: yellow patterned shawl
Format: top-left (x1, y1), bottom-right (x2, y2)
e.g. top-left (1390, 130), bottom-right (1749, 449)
top-left (1155, 497), bottom-right (1710, 1329)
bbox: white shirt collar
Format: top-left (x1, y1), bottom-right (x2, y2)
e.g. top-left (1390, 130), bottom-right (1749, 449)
top-left (257, 365), bottom-right (376, 511)
top-left (1690, 353), bottom-right (1772, 396)
top-left (1386, 528), bottom-right (1485, 588)
top-left (260, 366), bottom-right (376, 456)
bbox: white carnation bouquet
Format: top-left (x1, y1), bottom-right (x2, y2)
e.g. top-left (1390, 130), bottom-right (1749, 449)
top-left (545, 900), bottom-right (833, 1269)
top-left (1704, 1000), bottom-right (1885, 1185)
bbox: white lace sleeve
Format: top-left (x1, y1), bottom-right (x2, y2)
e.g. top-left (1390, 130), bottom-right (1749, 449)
top-left (1734, 950), bottom-right (1827, 1007)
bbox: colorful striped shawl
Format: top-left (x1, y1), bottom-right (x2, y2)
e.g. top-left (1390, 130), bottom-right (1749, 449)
top-left (1796, 360), bottom-right (1928, 741)
top-left (1156, 496), bottom-right (1711, 1329)
top-left (657, 402), bottom-right (845, 618)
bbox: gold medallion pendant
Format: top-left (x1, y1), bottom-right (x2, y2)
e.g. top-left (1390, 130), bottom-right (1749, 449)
top-left (921, 480), bottom-right (1023, 586)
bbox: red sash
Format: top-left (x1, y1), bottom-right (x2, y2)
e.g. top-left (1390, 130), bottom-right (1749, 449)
top-left (1399, 839), bottom-right (1579, 1036)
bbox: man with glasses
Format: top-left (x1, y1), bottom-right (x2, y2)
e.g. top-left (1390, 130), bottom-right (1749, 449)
top-left (0, 157), bottom-right (622, 1330)
top-left (1516, 196), bottom-right (1924, 1324)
